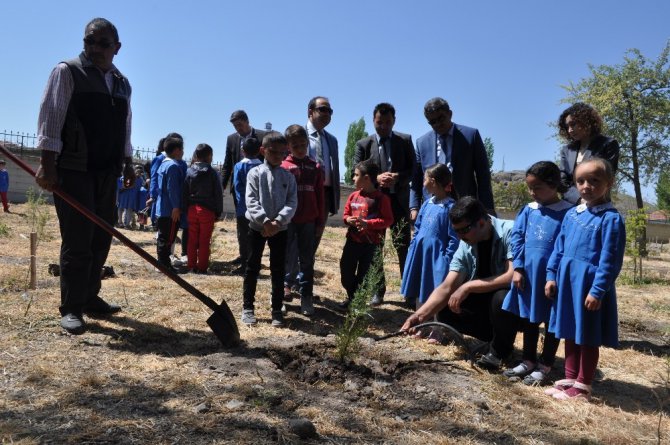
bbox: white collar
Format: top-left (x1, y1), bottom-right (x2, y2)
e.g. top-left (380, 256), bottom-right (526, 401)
top-left (528, 200), bottom-right (573, 211)
top-left (576, 202), bottom-right (614, 213)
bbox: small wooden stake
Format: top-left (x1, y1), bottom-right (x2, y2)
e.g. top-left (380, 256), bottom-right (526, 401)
top-left (30, 232), bottom-right (37, 290)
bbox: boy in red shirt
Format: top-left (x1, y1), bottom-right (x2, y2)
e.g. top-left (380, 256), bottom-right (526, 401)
top-left (281, 125), bottom-right (325, 316)
top-left (338, 159), bottom-right (393, 309)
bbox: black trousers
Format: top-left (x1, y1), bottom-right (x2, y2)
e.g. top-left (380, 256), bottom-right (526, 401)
top-left (379, 192), bottom-right (411, 295)
top-left (437, 288), bottom-right (519, 358)
top-left (242, 228), bottom-right (287, 312)
top-left (54, 168), bottom-right (117, 316)
top-left (520, 319), bottom-right (561, 366)
top-left (236, 216), bottom-right (250, 265)
top-left (340, 238), bottom-right (381, 300)
top-left (156, 217), bottom-right (179, 268)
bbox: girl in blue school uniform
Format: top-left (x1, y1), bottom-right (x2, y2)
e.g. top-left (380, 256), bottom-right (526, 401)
top-left (401, 163), bottom-right (459, 342)
top-left (501, 161), bottom-right (573, 385)
top-left (544, 158), bottom-right (625, 401)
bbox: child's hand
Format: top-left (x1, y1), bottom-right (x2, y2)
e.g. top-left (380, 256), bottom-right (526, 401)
top-left (585, 294), bottom-right (601, 311)
top-left (171, 208), bottom-right (181, 223)
top-left (512, 270), bottom-right (525, 291)
top-left (345, 216), bottom-right (358, 226)
top-left (356, 219), bottom-right (368, 231)
top-left (545, 281), bottom-right (556, 300)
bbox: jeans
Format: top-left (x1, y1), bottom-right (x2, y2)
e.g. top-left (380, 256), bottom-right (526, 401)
top-left (243, 228), bottom-right (287, 312)
top-left (284, 222), bottom-right (316, 297)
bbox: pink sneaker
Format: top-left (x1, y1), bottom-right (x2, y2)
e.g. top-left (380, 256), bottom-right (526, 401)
top-left (544, 379), bottom-right (575, 396)
top-left (552, 382), bottom-right (591, 401)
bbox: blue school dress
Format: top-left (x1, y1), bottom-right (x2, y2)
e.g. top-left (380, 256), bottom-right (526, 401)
top-left (401, 196), bottom-right (459, 304)
top-left (118, 177), bottom-right (139, 210)
top-left (547, 203), bottom-right (625, 347)
top-left (502, 200), bottom-right (573, 323)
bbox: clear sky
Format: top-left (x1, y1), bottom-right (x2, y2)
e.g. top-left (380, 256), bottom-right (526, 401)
top-left (1, 0), bottom-right (668, 202)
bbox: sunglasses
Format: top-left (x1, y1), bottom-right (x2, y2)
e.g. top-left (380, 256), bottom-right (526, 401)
top-left (83, 37), bottom-right (115, 49)
top-left (453, 221), bottom-right (476, 235)
top-left (314, 106), bottom-right (333, 115)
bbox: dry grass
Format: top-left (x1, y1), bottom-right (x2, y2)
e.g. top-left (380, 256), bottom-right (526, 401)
top-left (0, 203), bottom-right (669, 444)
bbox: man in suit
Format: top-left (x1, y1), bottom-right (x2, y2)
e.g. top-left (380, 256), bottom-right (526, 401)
top-left (410, 97), bottom-right (494, 219)
top-left (353, 102), bottom-right (415, 306)
top-left (220, 110), bottom-right (265, 266)
top-left (306, 96), bottom-right (340, 256)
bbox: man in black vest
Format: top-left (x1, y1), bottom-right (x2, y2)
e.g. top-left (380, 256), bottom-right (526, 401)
top-left (36, 18), bottom-right (134, 335)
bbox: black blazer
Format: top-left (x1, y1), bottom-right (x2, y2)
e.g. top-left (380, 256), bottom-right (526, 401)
top-left (559, 134), bottom-right (620, 204)
top-left (353, 131), bottom-right (415, 216)
top-left (220, 128), bottom-right (266, 192)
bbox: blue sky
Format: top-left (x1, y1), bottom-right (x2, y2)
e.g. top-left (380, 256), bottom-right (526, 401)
top-left (1, 0), bottom-right (668, 202)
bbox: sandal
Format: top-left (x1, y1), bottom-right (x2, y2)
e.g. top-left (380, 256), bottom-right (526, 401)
top-left (523, 364), bottom-right (550, 386)
top-left (544, 378), bottom-right (575, 396)
top-left (502, 361), bottom-right (534, 378)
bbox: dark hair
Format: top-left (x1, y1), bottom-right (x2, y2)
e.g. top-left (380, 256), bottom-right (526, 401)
top-left (229, 110), bottom-right (249, 123)
top-left (575, 157), bottom-right (615, 184)
top-left (373, 102), bottom-right (396, 119)
top-left (308, 96), bottom-right (329, 110)
top-left (558, 103), bottom-right (603, 142)
top-left (242, 138), bottom-right (261, 158)
top-left (425, 163), bottom-right (453, 188)
top-left (354, 159), bottom-right (380, 187)
top-left (526, 161), bottom-right (568, 193)
top-left (262, 131), bottom-right (287, 148)
top-left (85, 18), bottom-right (119, 42)
top-left (284, 124), bottom-right (308, 141)
top-left (424, 97), bottom-right (451, 115)
top-left (449, 196), bottom-right (489, 225)
top-left (194, 143), bottom-right (213, 161)
top-left (155, 137), bottom-right (166, 155)
top-left (163, 137), bottom-right (184, 155)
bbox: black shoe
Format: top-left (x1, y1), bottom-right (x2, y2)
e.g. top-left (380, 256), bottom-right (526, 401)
top-left (231, 256), bottom-right (242, 265)
top-left (83, 296), bottom-right (121, 316)
top-left (61, 313), bottom-right (86, 334)
top-left (231, 266), bottom-right (245, 276)
top-left (476, 352), bottom-right (503, 371)
top-left (370, 293), bottom-right (384, 306)
top-left (404, 298), bottom-right (416, 309)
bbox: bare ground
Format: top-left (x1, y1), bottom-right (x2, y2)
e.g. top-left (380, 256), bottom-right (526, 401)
top-left (1, 204), bottom-right (669, 444)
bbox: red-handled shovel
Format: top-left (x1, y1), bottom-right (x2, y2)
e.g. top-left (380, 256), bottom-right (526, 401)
top-left (0, 144), bottom-right (240, 347)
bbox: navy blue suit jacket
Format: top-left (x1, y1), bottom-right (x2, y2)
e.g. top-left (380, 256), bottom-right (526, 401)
top-left (410, 124), bottom-right (494, 212)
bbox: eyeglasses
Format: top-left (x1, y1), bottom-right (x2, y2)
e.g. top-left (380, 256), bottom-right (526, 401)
top-left (315, 106), bottom-right (333, 115)
top-left (453, 221), bottom-right (476, 235)
top-left (83, 37), bottom-right (115, 49)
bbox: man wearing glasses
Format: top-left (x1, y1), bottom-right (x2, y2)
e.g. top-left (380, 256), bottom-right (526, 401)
top-left (306, 96), bottom-right (340, 254)
top-left (410, 97), bottom-right (495, 220)
top-left (36, 18), bottom-right (133, 335)
top-left (401, 197), bottom-right (518, 370)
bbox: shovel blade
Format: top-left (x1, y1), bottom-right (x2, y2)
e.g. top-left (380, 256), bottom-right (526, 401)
top-left (206, 304), bottom-right (241, 348)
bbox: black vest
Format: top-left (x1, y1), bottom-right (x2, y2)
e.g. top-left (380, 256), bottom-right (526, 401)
top-left (58, 52), bottom-right (131, 173)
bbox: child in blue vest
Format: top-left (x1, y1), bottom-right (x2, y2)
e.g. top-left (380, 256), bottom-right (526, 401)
top-left (501, 161), bottom-right (573, 384)
top-left (545, 158), bottom-right (625, 401)
top-left (233, 138), bottom-right (263, 274)
top-left (155, 137), bottom-right (186, 272)
top-left (1, 159), bottom-right (10, 212)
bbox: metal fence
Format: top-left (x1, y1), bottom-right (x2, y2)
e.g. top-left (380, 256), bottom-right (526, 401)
top-left (1, 131), bottom-right (38, 156)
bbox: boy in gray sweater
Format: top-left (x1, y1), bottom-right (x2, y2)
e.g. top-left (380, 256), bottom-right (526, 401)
top-left (242, 132), bottom-right (297, 327)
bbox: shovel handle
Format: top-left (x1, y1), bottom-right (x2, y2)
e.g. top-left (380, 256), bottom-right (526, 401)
top-left (0, 144), bottom-right (223, 313)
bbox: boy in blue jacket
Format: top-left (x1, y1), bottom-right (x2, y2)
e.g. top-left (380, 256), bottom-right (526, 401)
top-left (155, 137), bottom-right (185, 272)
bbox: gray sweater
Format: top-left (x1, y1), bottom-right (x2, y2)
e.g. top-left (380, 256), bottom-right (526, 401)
top-left (245, 161), bottom-right (297, 232)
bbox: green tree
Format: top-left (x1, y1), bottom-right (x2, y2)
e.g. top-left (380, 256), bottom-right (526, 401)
top-left (484, 137), bottom-right (495, 172)
top-left (344, 118), bottom-right (368, 185)
top-left (561, 41), bottom-right (670, 210)
top-left (656, 170), bottom-right (670, 211)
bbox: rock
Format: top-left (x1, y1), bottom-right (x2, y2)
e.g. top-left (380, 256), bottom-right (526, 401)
top-left (193, 402), bottom-right (210, 414)
top-left (358, 337), bottom-right (375, 347)
top-left (225, 399), bottom-right (244, 410)
top-left (415, 385), bottom-right (428, 393)
top-left (288, 418), bottom-right (317, 439)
